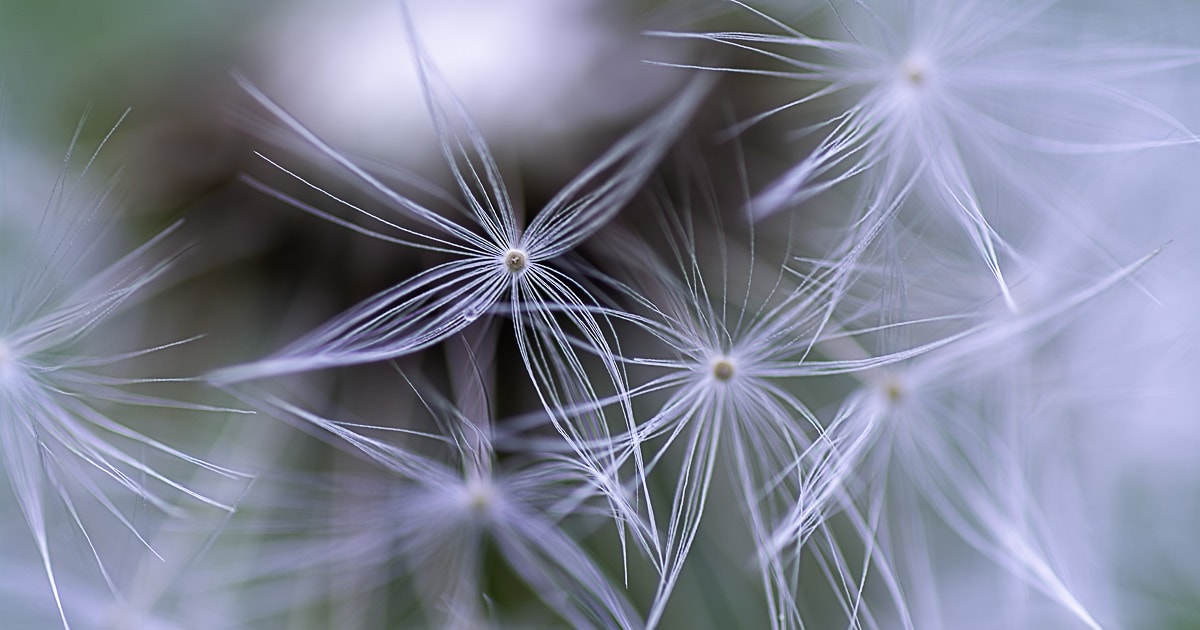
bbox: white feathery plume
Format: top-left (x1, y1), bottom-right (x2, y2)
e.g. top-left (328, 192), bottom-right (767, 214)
top-left (651, 0), bottom-right (1199, 306)
top-left (522, 164), bottom-right (976, 629)
top-left (228, 364), bottom-right (644, 630)
top-left (771, 237), bottom-right (1165, 629)
top-left (0, 115), bottom-right (249, 628)
top-left (210, 7), bottom-right (711, 556)
top-left (0, 413), bottom-right (258, 630)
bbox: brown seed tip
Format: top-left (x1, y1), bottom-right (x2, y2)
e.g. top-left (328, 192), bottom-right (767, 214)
top-left (504, 249), bottom-right (528, 273)
top-left (712, 358), bottom-right (735, 382)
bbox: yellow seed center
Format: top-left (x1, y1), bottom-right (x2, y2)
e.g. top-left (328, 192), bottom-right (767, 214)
top-left (883, 377), bottom-right (905, 404)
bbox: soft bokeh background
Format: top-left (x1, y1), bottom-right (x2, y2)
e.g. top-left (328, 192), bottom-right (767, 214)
top-left (4, 0), bottom-right (1200, 627)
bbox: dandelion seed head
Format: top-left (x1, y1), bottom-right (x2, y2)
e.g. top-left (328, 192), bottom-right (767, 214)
top-left (711, 356), bottom-right (736, 382)
top-left (503, 248), bottom-right (528, 274)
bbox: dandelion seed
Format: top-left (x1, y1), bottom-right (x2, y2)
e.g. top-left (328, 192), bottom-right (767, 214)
top-left (0, 119), bottom-right (248, 629)
top-left (526, 164), bottom-right (970, 629)
top-left (233, 365), bottom-right (642, 630)
top-left (652, 0), bottom-right (1200, 304)
top-left (771, 247), bottom-right (1164, 629)
top-left (214, 11), bottom-right (711, 557)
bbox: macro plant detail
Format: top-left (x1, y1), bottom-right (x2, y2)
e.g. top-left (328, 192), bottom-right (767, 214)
top-left (653, 0), bottom-right (1200, 306)
top-left (2, 0), bottom-right (1200, 628)
top-left (0, 117), bottom-right (248, 629)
